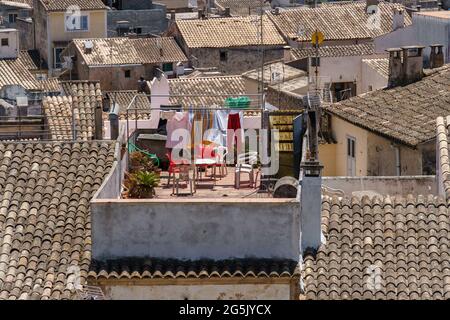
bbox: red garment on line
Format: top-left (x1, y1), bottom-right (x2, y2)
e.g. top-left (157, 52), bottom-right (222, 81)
top-left (227, 113), bottom-right (241, 130)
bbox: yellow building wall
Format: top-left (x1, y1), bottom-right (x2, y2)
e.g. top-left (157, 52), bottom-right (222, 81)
top-left (319, 143), bottom-right (337, 176)
top-left (48, 10), bottom-right (107, 42)
top-left (330, 115), bottom-right (369, 176)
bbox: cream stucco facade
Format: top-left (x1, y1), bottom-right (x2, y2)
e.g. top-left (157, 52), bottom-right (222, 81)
top-left (321, 115), bottom-right (424, 177)
top-left (34, 2), bottom-right (107, 73)
top-left (90, 278), bottom-right (298, 300)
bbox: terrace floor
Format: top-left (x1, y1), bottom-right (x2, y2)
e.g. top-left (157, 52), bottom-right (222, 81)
top-left (154, 166), bottom-right (271, 199)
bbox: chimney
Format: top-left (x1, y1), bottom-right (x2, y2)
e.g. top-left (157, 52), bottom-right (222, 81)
top-left (392, 8), bottom-right (405, 30)
top-left (274, 7), bottom-right (280, 15)
top-left (387, 48), bottom-right (403, 87)
top-left (366, 0), bottom-right (379, 12)
top-left (416, 4), bottom-right (421, 11)
top-left (299, 109), bottom-right (323, 252)
top-left (387, 46), bottom-right (424, 87)
top-left (283, 45), bottom-right (291, 62)
top-left (430, 44), bottom-right (444, 69)
top-left (224, 7), bottom-right (231, 17)
top-left (170, 10), bottom-right (176, 22)
top-left (109, 102), bottom-right (119, 140)
top-left (401, 45), bottom-right (425, 85)
top-left (437, 2), bottom-right (442, 10)
top-left (198, 8), bottom-right (204, 19)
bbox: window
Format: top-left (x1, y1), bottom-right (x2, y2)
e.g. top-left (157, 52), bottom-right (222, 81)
top-left (54, 47), bottom-right (65, 68)
top-left (219, 50), bottom-right (228, 62)
top-left (162, 63), bottom-right (173, 72)
top-left (311, 57), bottom-right (320, 67)
top-left (346, 136), bottom-right (356, 176)
top-left (124, 70), bottom-right (131, 78)
top-left (133, 27), bottom-right (142, 34)
top-left (8, 13), bottom-right (18, 24)
top-left (368, 85), bottom-right (373, 92)
top-left (65, 14), bottom-right (89, 31)
top-left (1, 38), bottom-right (9, 47)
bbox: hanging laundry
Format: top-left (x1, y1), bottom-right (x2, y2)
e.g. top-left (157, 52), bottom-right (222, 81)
top-left (227, 111), bottom-right (244, 156)
top-left (205, 109), bottom-right (229, 146)
top-left (166, 112), bottom-right (191, 149)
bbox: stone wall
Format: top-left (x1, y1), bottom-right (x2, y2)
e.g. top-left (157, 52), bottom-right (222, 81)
top-left (188, 47), bottom-right (285, 75)
top-left (33, 0), bottom-right (48, 64)
top-left (16, 18), bottom-right (34, 51)
top-left (107, 8), bottom-right (168, 36)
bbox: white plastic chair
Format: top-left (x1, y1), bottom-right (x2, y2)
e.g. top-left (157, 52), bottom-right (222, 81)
top-left (235, 151), bottom-right (258, 189)
top-left (214, 145), bottom-right (228, 177)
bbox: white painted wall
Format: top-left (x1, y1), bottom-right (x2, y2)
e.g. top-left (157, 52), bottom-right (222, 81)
top-left (0, 29), bottom-right (19, 59)
top-left (412, 13), bottom-right (450, 63)
top-left (310, 53), bottom-right (387, 96)
top-left (103, 283), bottom-right (291, 300)
top-left (374, 25), bottom-right (416, 53)
top-left (361, 61), bottom-right (388, 93)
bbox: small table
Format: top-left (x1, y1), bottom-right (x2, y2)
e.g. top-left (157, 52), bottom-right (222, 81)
top-left (194, 158), bottom-right (217, 182)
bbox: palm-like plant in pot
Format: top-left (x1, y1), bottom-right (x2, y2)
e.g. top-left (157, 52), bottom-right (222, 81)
top-left (126, 171), bottom-right (160, 199)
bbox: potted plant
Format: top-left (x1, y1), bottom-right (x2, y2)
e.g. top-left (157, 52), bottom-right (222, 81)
top-left (129, 151), bottom-right (161, 177)
top-left (125, 171), bottom-right (160, 199)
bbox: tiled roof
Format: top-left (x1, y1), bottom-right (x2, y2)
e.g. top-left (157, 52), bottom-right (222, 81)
top-left (105, 90), bottom-right (151, 120)
top-left (436, 116), bottom-right (450, 203)
top-left (43, 81), bottom-right (103, 141)
top-left (291, 44), bottom-right (375, 60)
top-left (267, 2), bottom-right (412, 42)
top-left (174, 16), bottom-right (286, 48)
top-left (215, 0), bottom-right (272, 16)
top-left (302, 195), bottom-right (450, 300)
top-left (18, 50), bottom-right (41, 71)
top-left (324, 64), bottom-right (450, 147)
top-left (167, 75), bottom-right (247, 107)
top-left (0, 141), bottom-right (116, 299)
top-left (38, 0), bottom-right (106, 11)
top-left (362, 57), bottom-right (390, 79)
top-left (71, 37), bottom-right (187, 66)
top-left (0, 0), bottom-right (33, 8)
top-left (89, 258), bottom-right (300, 280)
top-left (0, 58), bottom-right (40, 91)
top-left (242, 61), bottom-right (307, 85)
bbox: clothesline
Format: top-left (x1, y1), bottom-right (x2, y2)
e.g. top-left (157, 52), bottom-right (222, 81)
top-left (125, 106), bottom-right (265, 112)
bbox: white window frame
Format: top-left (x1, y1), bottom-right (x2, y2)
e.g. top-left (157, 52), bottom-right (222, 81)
top-left (8, 13), bottom-right (18, 24)
top-left (346, 135), bottom-right (356, 176)
top-left (64, 13), bottom-right (89, 32)
top-left (54, 47), bottom-right (66, 69)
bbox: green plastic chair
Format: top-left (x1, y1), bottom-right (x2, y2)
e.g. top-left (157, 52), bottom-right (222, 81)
top-left (128, 142), bottom-right (160, 167)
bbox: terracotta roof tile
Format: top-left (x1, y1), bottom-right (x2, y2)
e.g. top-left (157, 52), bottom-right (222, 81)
top-left (38, 0), bottom-right (105, 12)
top-left (267, 2), bottom-right (412, 42)
top-left (362, 58), bottom-right (390, 78)
top-left (0, 141), bottom-right (116, 299)
top-left (436, 116), bottom-right (450, 203)
top-left (89, 258), bottom-right (300, 280)
top-left (324, 64), bottom-right (450, 146)
top-left (215, 0), bottom-right (271, 16)
top-left (167, 75), bottom-right (247, 107)
top-left (71, 37), bottom-right (187, 66)
top-left (42, 81), bottom-right (103, 140)
top-left (174, 16), bottom-right (286, 48)
top-left (291, 44), bottom-right (375, 60)
top-left (302, 194), bottom-right (450, 300)
top-left (105, 91), bottom-right (151, 120)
